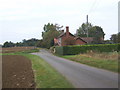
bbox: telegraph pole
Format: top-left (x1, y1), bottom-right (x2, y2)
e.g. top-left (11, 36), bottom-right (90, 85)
top-left (86, 15), bottom-right (89, 37)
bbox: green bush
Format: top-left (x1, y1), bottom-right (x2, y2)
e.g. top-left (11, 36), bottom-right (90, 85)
top-left (55, 44), bottom-right (119, 55)
top-left (55, 46), bottom-right (63, 55)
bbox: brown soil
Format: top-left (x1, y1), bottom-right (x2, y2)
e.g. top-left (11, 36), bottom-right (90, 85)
top-left (2, 55), bottom-right (36, 88)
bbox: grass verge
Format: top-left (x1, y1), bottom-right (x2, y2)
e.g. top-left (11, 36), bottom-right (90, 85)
top-left (61, 52), bottom-right (119, 73)
top-left (1, 50), bottom-right (73, 88)
top-left (24, 54), bottom-right (73, 88)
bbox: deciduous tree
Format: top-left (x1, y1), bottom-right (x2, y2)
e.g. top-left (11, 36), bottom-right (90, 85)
top-left (110, 32), bottom-right (120, 43)
top-left (40, 23), bottom-right (63, 48)
top-left (3, 41), bottom-right (15, 47)
top-left (76, 23), bottom-right (92, 37)
top-left (76, 23), bottom-right (105, 44)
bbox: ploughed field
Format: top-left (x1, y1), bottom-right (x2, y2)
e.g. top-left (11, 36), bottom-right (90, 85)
top-left (1, 47), bottom-right (35, 53)
top-left (2, 55), bottom-right (36, 88)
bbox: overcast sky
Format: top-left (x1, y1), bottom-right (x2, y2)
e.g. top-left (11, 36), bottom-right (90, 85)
top-left (0, 0), bottom-right (119, 44)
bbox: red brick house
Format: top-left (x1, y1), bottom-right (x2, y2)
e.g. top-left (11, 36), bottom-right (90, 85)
top-left (54, 26), bottom-right (87, 46)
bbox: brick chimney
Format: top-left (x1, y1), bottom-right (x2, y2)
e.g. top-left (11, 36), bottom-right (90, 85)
top-left (66, 26), bottom-right (69, 37)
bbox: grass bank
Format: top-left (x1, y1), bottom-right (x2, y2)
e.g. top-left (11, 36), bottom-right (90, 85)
top-left (1, 49), bottom-right (73, 88)
top-left (61, 51), bottom-right (119, 73)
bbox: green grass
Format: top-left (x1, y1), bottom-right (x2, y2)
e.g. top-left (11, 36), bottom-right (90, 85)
top-left (24, 54), bottom-right (73, 88)
top-left (20, 48), bottom-right (39, 53)
top-left (62, 52), bottom-right (118, 73)
top-left (1, 50), bottom-right (73, 88)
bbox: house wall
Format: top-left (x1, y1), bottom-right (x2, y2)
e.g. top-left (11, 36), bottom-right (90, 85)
top-left (61, 35), bottom-right (73, 46)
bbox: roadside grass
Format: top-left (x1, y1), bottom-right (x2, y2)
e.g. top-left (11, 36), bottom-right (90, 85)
top-left (1, 49), bottom-right (73, 88)
top-left (61, 51), bottom-right (119, 73)
top-left (24, 54), bottom-right (73, 88)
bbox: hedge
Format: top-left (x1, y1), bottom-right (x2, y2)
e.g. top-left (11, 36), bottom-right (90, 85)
top-left (55, 44), bottom-right (119, 55)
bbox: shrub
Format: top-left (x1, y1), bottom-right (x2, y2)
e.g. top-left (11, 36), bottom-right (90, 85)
top-left (55, 44), bottom-right (119, 55)
top-left (55, 46), bottom-right (64, 55)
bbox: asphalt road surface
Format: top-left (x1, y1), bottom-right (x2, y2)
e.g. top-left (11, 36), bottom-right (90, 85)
top-left (32, 49), bottom-right (118, 88)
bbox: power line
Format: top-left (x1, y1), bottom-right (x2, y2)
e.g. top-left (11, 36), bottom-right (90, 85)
top-left (88, 0), bottom-right (98, 14)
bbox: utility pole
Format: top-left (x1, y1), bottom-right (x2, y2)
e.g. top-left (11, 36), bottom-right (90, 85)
top-left (86, 15), bottom-right (89, 37)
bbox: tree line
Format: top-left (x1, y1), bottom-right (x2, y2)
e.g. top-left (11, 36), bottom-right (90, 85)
top-left (2, 38), bottom-right (40, 47)
top-left (2, 22), bottom-right (119, 48)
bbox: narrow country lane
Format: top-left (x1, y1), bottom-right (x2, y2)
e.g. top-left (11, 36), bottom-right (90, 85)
top-left (32, 49), bottom-right (118, 88)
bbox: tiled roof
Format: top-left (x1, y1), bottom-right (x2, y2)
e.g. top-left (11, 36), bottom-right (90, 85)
top-left (81, 37), bottom-right (94, 43)
top-left (57, 32), bottom-right (65, 38)
top-left (57, 32), bottom-right (75, 38)
top-left (75, 37), bottom-right (87, 43)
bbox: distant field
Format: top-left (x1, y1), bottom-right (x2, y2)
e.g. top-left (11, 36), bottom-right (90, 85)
top-left (1, 47), bottom-right (36, 53)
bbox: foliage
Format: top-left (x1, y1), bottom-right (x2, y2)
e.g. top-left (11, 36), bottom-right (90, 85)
top-left (36, 40), bottom-right (43, 47)
top-left (39, 23), bottom-right (63, 48)
top-left (55, 44), bottom-right (119, 55)
top-left (41, 30), bottom-right (60, 48)
top-left (15, 42), bottom-right (23, 46)
top-left (76, 23), bottom-right (92, 37)
top-left (2, 38), bottom-right (40, 47)
top-left (110, 32), bottom-right (120, 43)
top-left (88, 26), bottom-right (105, 37)
top-left (89, 26), bottom-right (105, 44)
top-left (3, 41), bottom-right (15, 47)
top-left (22, 38), bottom-right (39, 46)
top-left (76, 23), bottom-right (105, 44)
top-left (42, 23), bottom-right (63, 38)
top-left (103, 40), bottom-right (113, 44)
top-left (55, 46), bottom-right (64, 55)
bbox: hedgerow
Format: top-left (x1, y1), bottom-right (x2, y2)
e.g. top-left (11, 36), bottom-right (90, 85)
top-left (55, 44), bottom-right (119, 55)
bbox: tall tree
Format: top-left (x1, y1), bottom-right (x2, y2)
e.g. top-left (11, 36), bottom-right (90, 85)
top-left (89, 26), bottom-right (105, 44)
top-left (76, 23), bottom-right (92, 37)
top-left (41, 23), bottom-right (63, 48)
top-left (42, 30), bottom-right (60, 48)
top-left (110, 32), bottom-right (120, 43)
top-left (110, 34), bottom-right (117, 43)
top-left (76, 23), bottom-right (105, 44)
top-left (88, 26), bottom-right (105, 37)
top-left (42, 23), bottom-right (63, 38)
